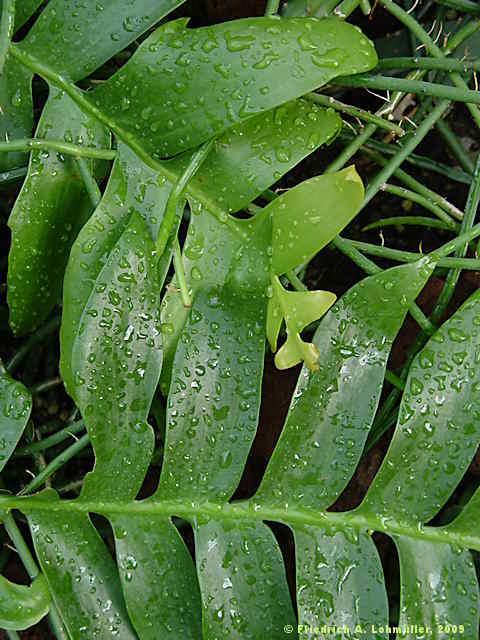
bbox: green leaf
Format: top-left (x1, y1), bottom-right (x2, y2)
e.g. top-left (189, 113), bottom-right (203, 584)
top-left (28, 492), bottom-right (136, 639)
top-left (267, 275), bottom-right (336, 370)
top-left (0, 360), bottom-right (32, 473)
top-left (194, 518), bottom-right (296, 638)
top-left (160, 98), bottom-right (341, 391)
top-left (7, 88), bottom-right (111, 335)
top-left (72, 212), bottom-right (161, 501)
top-left (394, 536), bottom-right (479, 637)
top-left (60, 141), bottom-right (173, 396)
top-left (0, 573), bottom-right (50, 630)
top-left (293, 525), bottom-right (388, 636)
top-left (157, 213), bottom-right (271, 501)
top-left (257, 259), bottom-right (436, 510)
top-left (0, 55), bottom-right (32, 171)
top-left (110, 515), bottom-right (202, 639)
top-left (14, 0), bottom-right (44, 31)
top-left (361, 288), bottom-right (480, 525)
top-left (88, 17), bottom-right (377, 159)
top-left (270, 165), bottom-right (364, 275)
top-left (20, 0), bottom-right (187, 82)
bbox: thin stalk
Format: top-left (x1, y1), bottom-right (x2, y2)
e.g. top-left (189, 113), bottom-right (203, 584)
top-left (264, 0), bottom-right (281, 14)
top-left (0, 166), bottom-right (27, 185)
top-left (0, 0), bottom-right (14, 76)
top-left (2, 494), bottom-right (480, 551)
top-left (333, 0), bottom-right (361, 17)
top-left (435, 118), bottom-right (475, 175)
top-left (286, 270), bottom-right (308, 292)
top-left (429, 152), bottom-right (480, 325)
top-left (384, 371), bottom-right (405, 391)
top-left (326, 122), bottom-right (376, 174)
top-left (334, 75), bottom-right (480, 106)
top-left (6, 316), bottom-right (61, 373)
top-left (378, 0), bottom-right (480, 128)
top-left (3, 513), bottom-right (38, 579)
top-left (378, 56), bottom-right (480, 74)
top-left (30, 376), bottom-right (62, 396)
top-left (362, 216), bottom-right (455, 232)
top-left (359, 0), bottom-right (371, 15)
top-left (307, 93), bottom-right (405, 135)
top-left (75, 158), bottom-right (102, 208)
top-left (435, 0), bottom-right (480, 14)
top-left (172, 237), bottom-right (192, 308)
top-left (444, 20), bottom-right (480, 54)
top-left (19, 434), bottom-right (90, 496)
top-left (364, 101), bottom-right (451, 206)
top-left (156, 139), bottom-right (214, 257)
top-left (0, 138), bottom-right (116, 160)
top-left (15, 421), bottom-right (85, 457)
top-left (6, 631), bottom-right (20, 640)
top-left (345, 239), bottom-right (480, 269)
top-left (380, 183), bottom-right (458, 228)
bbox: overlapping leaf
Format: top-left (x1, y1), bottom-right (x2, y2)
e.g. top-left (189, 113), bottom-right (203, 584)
top-left (0, 573), bottom-right (50, 630)
top-left (0, 360), bottom-right (32, 472)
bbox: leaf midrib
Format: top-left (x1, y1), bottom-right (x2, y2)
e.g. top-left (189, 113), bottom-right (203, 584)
top-left (9, 44), bottom-right (246, 238)
top-left (2, 495), bottom-right (477, 551)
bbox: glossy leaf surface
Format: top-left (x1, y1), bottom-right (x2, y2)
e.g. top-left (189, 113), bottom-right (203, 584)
top-left (293, 525), bottom-right (388, 637)
top-left (7, 88), bottom-right (110, 335)
top-left (257, 259), bottom-right (435, 510)
top-left (0, 56), bottom-right (32, 171)
top-left (90, 17), bottom-right (376, 158)
top-left (160, 99), bottom-right (341, 391)
top-left (194, 518), bottom-right (296, 638)
top-left (158, 213), bottom-right (271, 501)
top-left (0, 574), bottom-right (50, 630)
top-left (394, 536), bottom-right (479, 638)
top-left (28, 494), bottom-right (136, 639)
top-left (72, 213), bottom-right (161, 501)
top-left (14, 0), bottom-right (45, 31)
top-left (60, 141), bottom-right (172, 396)
top-left (268, 275), bottom-right (336, 371)
top-left (0, 361), bottom-right (32, 472)
top-left (361, 288), bottom-right (480, 524)
top-left (21, 0), bottom-right (187, 81)
top-left (110, 514), bottom-right (202, 639)
top-left (270, 165), bottom-right (364, 275)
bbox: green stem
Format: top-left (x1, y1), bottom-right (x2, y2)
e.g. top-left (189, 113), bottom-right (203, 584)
top-left (156, 139), bottom-right (214, 257)
top-left (0, 0), bottom-right (14, 76)
top-left (333, 0), bottom-right (361, 17)
top-left (1, 494), bottom-right (479, 551)
top-left (435, 118), bottom-right (475, 175)
top-left (429, 152), bottom-right (480, 325)
top-left (380, 183), bottom-right (458, 228)
top-left (75, 158), bottom-right (102, 208)
top-left (285, 270), bottom-right (307, 292)
top-left (307, 93), bottom-right (405, 135)
top-left (19, 434), bottom-right (90, 496)
top-left (172, 237), bottom-right (192, 308)
top-left (6, 630), bottom-right (20, 640)
top-left (345, 238), bottom-right (480, 269)
top-left (433, 0), bottom-right (480, 14)
top-left (15, 421), bottom-right (85, 457)
top-left (0, 166), bottom-right (27, 186)
top-left (364, 101), bottom-right (451, 206)
top-left (0, 138), bottom-right (116, 160)
top-left (378, 56), bottom-right (480, 74)
top-left (6, 316), bottom-right (61, 373)
top-left (326, 122), bottom-right (376, 174)
top-left (362, 216), bottom-right (455, 232)
top-left (264, 0), bottom-right (281, 14)
top-left (385, 370), bottom-right (405, 391)
top-left (3, 513), bottom-right (38, 579)
top-left (30, 377), bottom-right (62, 396)
top-left (334, 74), bottom-right (480, 106)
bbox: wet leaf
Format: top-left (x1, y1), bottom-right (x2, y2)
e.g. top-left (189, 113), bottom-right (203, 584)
top-left (0, 573), bottom-right (50, 630)
top-left (157, 213), bottom-right (271, 501)
top-left (72, 212), bottom-right (161, 501)
top-left (293, 525), bottom-right (388, 637)
top-left (257, 259), bottom-right (436, 510)
top-left (270, 165), bottom-right (364, 275)
top-left (0, 361), bottom-right (32, 473)
top-left (361, 288), bottom-right (480, 524)
top-left (394, 536), bottom-right (479, 638)
top-left (110, 515), bottom-right (202, 639)
top-left (88, 17), bottom-right (377, 158)
top-left (14, 0), bottom-right (44, 32)
top-left (28, 491), bottom-right (136, 639)
top-left (7, 88), bottom-right (110, 335)
top-left (194, 518), bottom-right (296, 638)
